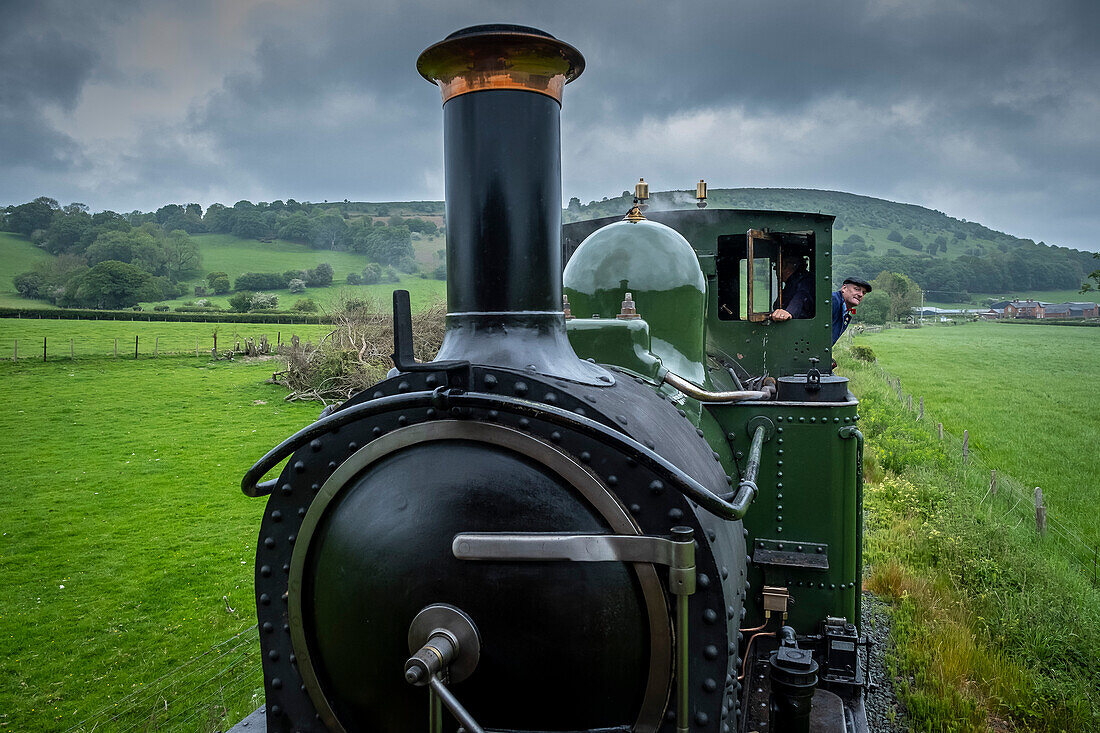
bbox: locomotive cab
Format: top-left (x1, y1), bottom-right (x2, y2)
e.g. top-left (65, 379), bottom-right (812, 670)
top-left (564, 207), bottom-right (869, 733)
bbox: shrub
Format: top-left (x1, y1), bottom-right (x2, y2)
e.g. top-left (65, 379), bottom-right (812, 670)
top-left (210, 275), bottom-right (230, 294)
top-left (383, 266), bottom-right (399, 283)
top-left (850, 345), bottom-right (876, 362)
top-left (153, 304), bottom-right (170, 312)
top-left (228, 291), bottom-right (254, 312)
top-left (345, 272), bottom-right (363, 285)
top-left (395, 256), bottom-right (419, 274)
top-left (250, 292), bottom-right (279, 310)
top-left (901, 234), bottom-right (923, 251)
top-left (193, 285), bottom-right (209, 296)
top-left (305, 263), bottom-right (334, 287)
top-left (292, 298), bottom-right (318, 312)
top-left (362, 263), bottom-right (383, 285)
top-left (131, 305), bottom-right (143, 311)
top-left (235, 272), bottom-right (286, 291)
top-left (887, 230), bottom-right (903, 242)
top-left (288, 278), bottom-right (306, 294)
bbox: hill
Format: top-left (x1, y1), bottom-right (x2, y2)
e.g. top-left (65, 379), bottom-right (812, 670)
top-left (4, 190), bottom-right (1094, 311)
top-left (566, 188), bottom-right (1097, 304)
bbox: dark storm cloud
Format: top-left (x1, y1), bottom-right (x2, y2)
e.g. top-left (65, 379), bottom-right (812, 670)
top-left (2, 0), bottom-right (1098, 250)
top-left (0, 1), bottom-right (128, 169)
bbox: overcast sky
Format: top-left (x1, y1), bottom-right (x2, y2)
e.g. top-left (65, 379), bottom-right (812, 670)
top-left (2, 0), bottom-right (1097, 251)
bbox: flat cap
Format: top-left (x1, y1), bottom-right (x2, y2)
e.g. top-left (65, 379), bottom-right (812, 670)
top-left (843, 276), bottom-right (872, 293)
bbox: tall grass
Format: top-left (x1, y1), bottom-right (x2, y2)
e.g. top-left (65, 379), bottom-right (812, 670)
top-left (838, 345), bottom-right (1100, 731)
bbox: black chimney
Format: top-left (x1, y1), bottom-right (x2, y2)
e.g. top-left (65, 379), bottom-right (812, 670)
top-left (417, 25), bottom-right (610, 385)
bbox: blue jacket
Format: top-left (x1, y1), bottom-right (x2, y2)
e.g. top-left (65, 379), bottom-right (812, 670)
top-left (773, 267), bottom-right (815, 319)
top-left (832, 290), bottom-right (852, 343)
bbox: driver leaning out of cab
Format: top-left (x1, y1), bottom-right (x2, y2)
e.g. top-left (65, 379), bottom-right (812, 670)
top-left (769, 256), bottom-right (814, 321)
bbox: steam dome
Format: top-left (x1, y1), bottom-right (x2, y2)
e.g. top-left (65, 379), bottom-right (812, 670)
top-left (563, 218), bottom-right (707, 382)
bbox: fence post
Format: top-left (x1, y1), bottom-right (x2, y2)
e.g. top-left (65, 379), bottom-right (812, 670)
top-left (135, 335), bottom-right (139, 359)
top-left (70, 338), bottom-right (74, 360)
top-left (12, 340), bottom-right (17, 362)
top-left (1034, 487), bottom-right (1046, 537)
top-left (938, 422), bottom-right (943, 440)
top-left (43, 336), bottom-right (47, 362)
top-left (907, 394), bottom-right (912, 411)
top-left (990, 469), bottom-right (997, 496)
top-left (962, 430), bottom-right (969, 465)
top-left (918, 396), bottom-right (924, 420)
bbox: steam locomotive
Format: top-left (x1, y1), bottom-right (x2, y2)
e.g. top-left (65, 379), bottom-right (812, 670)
top-left (236, 24), bottom-right (868, 733)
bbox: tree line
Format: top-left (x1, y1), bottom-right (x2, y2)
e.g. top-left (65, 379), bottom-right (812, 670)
top-left (5, 197), bottom-right (202, 309)
top-left (835, 239), bottom-right (1091, 301)
top-left (2, 196), bottom-right (439, 310)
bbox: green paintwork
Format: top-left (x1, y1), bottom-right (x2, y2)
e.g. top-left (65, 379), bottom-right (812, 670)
top-left (563, 219), bottom-right (708, 385)
top-left (562, 207), bottom-right (862, 635)
top-left (706, 401), bottom-right (861, 629)
top-left (565, 317), bottom-right (665, 382)
top-left (564, 208), bottom-right (837, 379)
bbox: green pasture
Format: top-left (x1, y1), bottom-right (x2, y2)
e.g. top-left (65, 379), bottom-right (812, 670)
top-left (918, 289), bottom-right (1091, 309)
top-left (137, 275), bottom-right (446, 314)
top-left (851, 321), bottom-right (1099, 545)
top-left (0, 356), bottom-right (324, 731)
top-left (836, 345), bottom-right (1100, 731)
top-left (0, 232), bottom-right (56, 308)
top-left (0, 318), bottom-right (336, 359)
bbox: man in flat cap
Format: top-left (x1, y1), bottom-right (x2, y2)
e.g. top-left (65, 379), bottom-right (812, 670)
top-left (833, 276), bottom-right (872, 343)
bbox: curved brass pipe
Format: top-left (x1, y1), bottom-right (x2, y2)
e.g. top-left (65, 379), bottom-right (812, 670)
top-left (662, 371), bottom-right (774, 402)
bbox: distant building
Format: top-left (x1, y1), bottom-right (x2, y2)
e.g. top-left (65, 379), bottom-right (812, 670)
top-left (1004, 300), bottom-right (1045, 318)
top-left (1001, 299), bottom-right (1098, 319)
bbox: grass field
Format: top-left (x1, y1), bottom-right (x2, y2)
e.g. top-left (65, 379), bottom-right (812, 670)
top-left (836, 343), bottom-right (1100, 731)
top-left (0, 232), bottom-right (57, 309)
top-left (0, 318), bottom-right (337, 359)
top-left (851, 322), bottom-right (1099, 545)
top-left (0, 356), bottom-right (323, 731)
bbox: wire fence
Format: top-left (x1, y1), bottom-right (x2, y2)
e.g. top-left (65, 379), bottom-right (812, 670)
top-left (852, 343), bottom-right (1100, 586)
top-left (63, 623), bottom-right (262, 733)
top-left (3, 328), bottom-right (335, 361)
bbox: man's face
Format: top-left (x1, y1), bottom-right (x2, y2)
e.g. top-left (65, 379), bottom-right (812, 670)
top-left (775, 260), bottom-right (798, 282)
top-left (841, 283), bottom-right (868, 308)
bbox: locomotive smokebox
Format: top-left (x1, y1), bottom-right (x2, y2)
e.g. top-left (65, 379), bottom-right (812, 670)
top-left (418, 25), bottom-right (607, 383)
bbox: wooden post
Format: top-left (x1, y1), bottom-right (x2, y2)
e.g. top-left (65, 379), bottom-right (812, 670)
top-left (43, 336), bottom-right (47, 362)
top-left (1034, 487), bottom-right (1046, 537)
top-left (278, 331), bottom-right (281, 346)
top-left (938, 422), bottom-right (944, 440)
top-left (70, 338), bottom-right (74, 360)
top-left (907, 395), bottom-right (913, 411)
top-left (12, 340), bottom-right (17, 362)
top-left (990, 469), bottom-right (997, 496)
top-left (918, 397), bottom-right (924, 420)
top-left (213, 333), bottom-right (218, 353)
top-left (962, 430), bottom-right (969, 465)
top-left (135, 335), bottom-right (139, 359)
